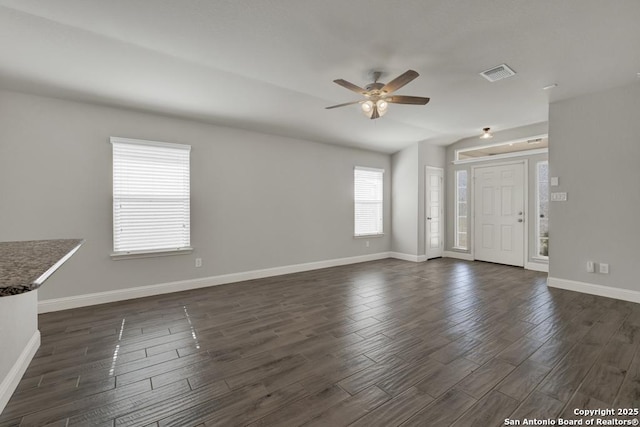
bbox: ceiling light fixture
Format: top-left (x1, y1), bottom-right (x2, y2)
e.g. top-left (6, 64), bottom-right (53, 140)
top-left (480, 127), bottom-right (493, 139)
top-left (360, 99), bottom-right (389, 119)
top-left (327, 70), bottom-right (430, 119)
top-left (543, 83), bottom-right (558, 90)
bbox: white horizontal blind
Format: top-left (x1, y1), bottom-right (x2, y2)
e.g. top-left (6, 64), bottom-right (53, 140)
top-left (354, 167), bottom-right (384, 236)
top-left (112, 138), bottom-right (191, 254)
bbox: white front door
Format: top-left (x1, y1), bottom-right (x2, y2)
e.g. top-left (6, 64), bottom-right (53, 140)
top-left (426, 167), bottom-right (444, 259)
top-left (473, 162), bottom-right (525, 267)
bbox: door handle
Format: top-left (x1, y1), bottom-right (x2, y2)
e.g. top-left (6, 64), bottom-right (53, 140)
top-left (427, 217), bottom-right (432, 220)
top-left (518, 219), bottom-right (523, 223)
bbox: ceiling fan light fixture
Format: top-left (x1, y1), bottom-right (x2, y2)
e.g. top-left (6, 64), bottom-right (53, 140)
top-left (376, 99), bottom-right (388, 113)
top-left (480, 127), bottom-right (493, 139)
top-left (361, 100), bottom-right (386, 119)
top-left (327, 69), bottom-right (428, 119)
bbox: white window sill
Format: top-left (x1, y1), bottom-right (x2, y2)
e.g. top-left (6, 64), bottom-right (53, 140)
top-left (354, 234), bottom-right (385, 239)
top-left (111, 247), bottom-right (193, 260)
top-left (451, 247), bottom-right (469, 252)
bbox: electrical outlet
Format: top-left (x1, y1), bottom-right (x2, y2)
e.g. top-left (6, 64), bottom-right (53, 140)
top-left (366, 240), bottom-right (370, 248)
top-left (599, 263), bottom-right (609, 274)
top-left (551, 192), bottom-right (567, 202)
top-left (586, 261), bottom-right (594, 273)
top-left (195, 258), bottom-right (202, 268)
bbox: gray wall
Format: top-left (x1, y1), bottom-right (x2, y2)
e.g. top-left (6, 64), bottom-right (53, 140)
top-left (548, 81), bottom-right (640, 289)
top-left (0, 90), bottom-right (391, 301)
top-left (445, 122), bottom-right (549, 266)
top-left (391, 143), bottom-right (419, 255)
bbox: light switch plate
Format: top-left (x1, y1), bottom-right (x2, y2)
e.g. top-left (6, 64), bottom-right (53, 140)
top-left (551, 192), bottom-right (567, 202)
top-left (550, 177), bottom-right (559, 186)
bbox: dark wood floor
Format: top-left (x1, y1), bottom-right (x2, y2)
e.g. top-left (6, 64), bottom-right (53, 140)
top-left (2, 258), bottom-right (640, 426)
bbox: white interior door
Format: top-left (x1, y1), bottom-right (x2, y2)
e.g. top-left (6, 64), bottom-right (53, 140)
top-left (426, 167), bottom-right (444, 259)
top-left (473, 162), bottom-right (525, 267)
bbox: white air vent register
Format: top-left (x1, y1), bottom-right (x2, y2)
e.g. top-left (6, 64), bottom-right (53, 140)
top-left (480, 64), bottom-right (516, 82)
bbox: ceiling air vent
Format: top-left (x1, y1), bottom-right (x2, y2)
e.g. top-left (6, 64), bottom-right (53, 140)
top-left (480, 64), bottom-right (516, 82)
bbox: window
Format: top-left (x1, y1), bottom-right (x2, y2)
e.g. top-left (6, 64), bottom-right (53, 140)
top-left (536, 161), bottom-right (549, 258)
top-left (111, 137), bottom-right (191, 256)
top-left (354, 167), bottom-right (384, 236)
top-left (455, 136), bottom-right (548, 161)
top-left (455, 170), bottom-right (468, 249)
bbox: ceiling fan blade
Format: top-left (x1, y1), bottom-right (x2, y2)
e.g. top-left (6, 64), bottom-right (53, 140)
top-left (387, 95), bottom-right (430, 105)
top-left (325, 100), bottom-right (362, 109)
top-left (333, 79), bottom-right (368, 95)
top-left (381, 70), bottom-right (419, 94)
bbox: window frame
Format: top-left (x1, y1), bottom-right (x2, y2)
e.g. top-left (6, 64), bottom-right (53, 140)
top-left (453, 134), bottom-right (548, 163)
top-left (454, 169), bottom-right (468, 250)
top-left (110, 137), bottom-right (192, 259)
top-left (535, 160), bottom-right (549, 259)
top-left (353, 166), bottom-right (384, 238)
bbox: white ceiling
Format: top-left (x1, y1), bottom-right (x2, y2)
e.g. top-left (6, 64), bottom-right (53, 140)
top-left (0, 1), bottom-right (638, 153)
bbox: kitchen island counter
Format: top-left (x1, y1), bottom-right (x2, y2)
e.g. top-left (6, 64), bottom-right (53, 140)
top-left (0, 239), bottom-right (83, 297)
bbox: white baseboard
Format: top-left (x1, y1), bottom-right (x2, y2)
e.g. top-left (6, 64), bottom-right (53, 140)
top-left (525, 262), bottom-right (549, 273)
top-left (443, 251), bottom-right (474, 261)
top-left (0, 330), bottom-right (40, 414)
top-left (389, 252), bottom-right (425, 262)
top-left (547, 277), bottom-right (640, 304)
top-left (39, 252), bottom-right (391, 313)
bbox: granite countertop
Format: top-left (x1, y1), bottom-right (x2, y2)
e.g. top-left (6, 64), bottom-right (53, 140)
top-left (0, 239), bottom-right (83, 297)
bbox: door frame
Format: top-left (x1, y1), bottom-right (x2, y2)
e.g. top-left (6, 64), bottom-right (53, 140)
top-left (470, 159), bottom-right (528, 266)
top-left (425, 166), bottom-right (444, 259)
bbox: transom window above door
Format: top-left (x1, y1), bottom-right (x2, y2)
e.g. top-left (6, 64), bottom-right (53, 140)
top-left (455, 136), bottom-right (548, 162)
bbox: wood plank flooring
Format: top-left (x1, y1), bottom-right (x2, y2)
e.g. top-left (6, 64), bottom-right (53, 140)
top-left (2, 258), bottom-right (640, 426)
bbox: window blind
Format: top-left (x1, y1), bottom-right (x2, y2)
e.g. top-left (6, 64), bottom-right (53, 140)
top-left (111, 137), bottom-right (191, 254)
top-left (354, 167), bottom-right (384, 236)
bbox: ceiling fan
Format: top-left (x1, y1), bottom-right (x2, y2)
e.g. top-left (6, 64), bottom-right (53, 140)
top-left (326, 70), bottom-right (430, 119)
